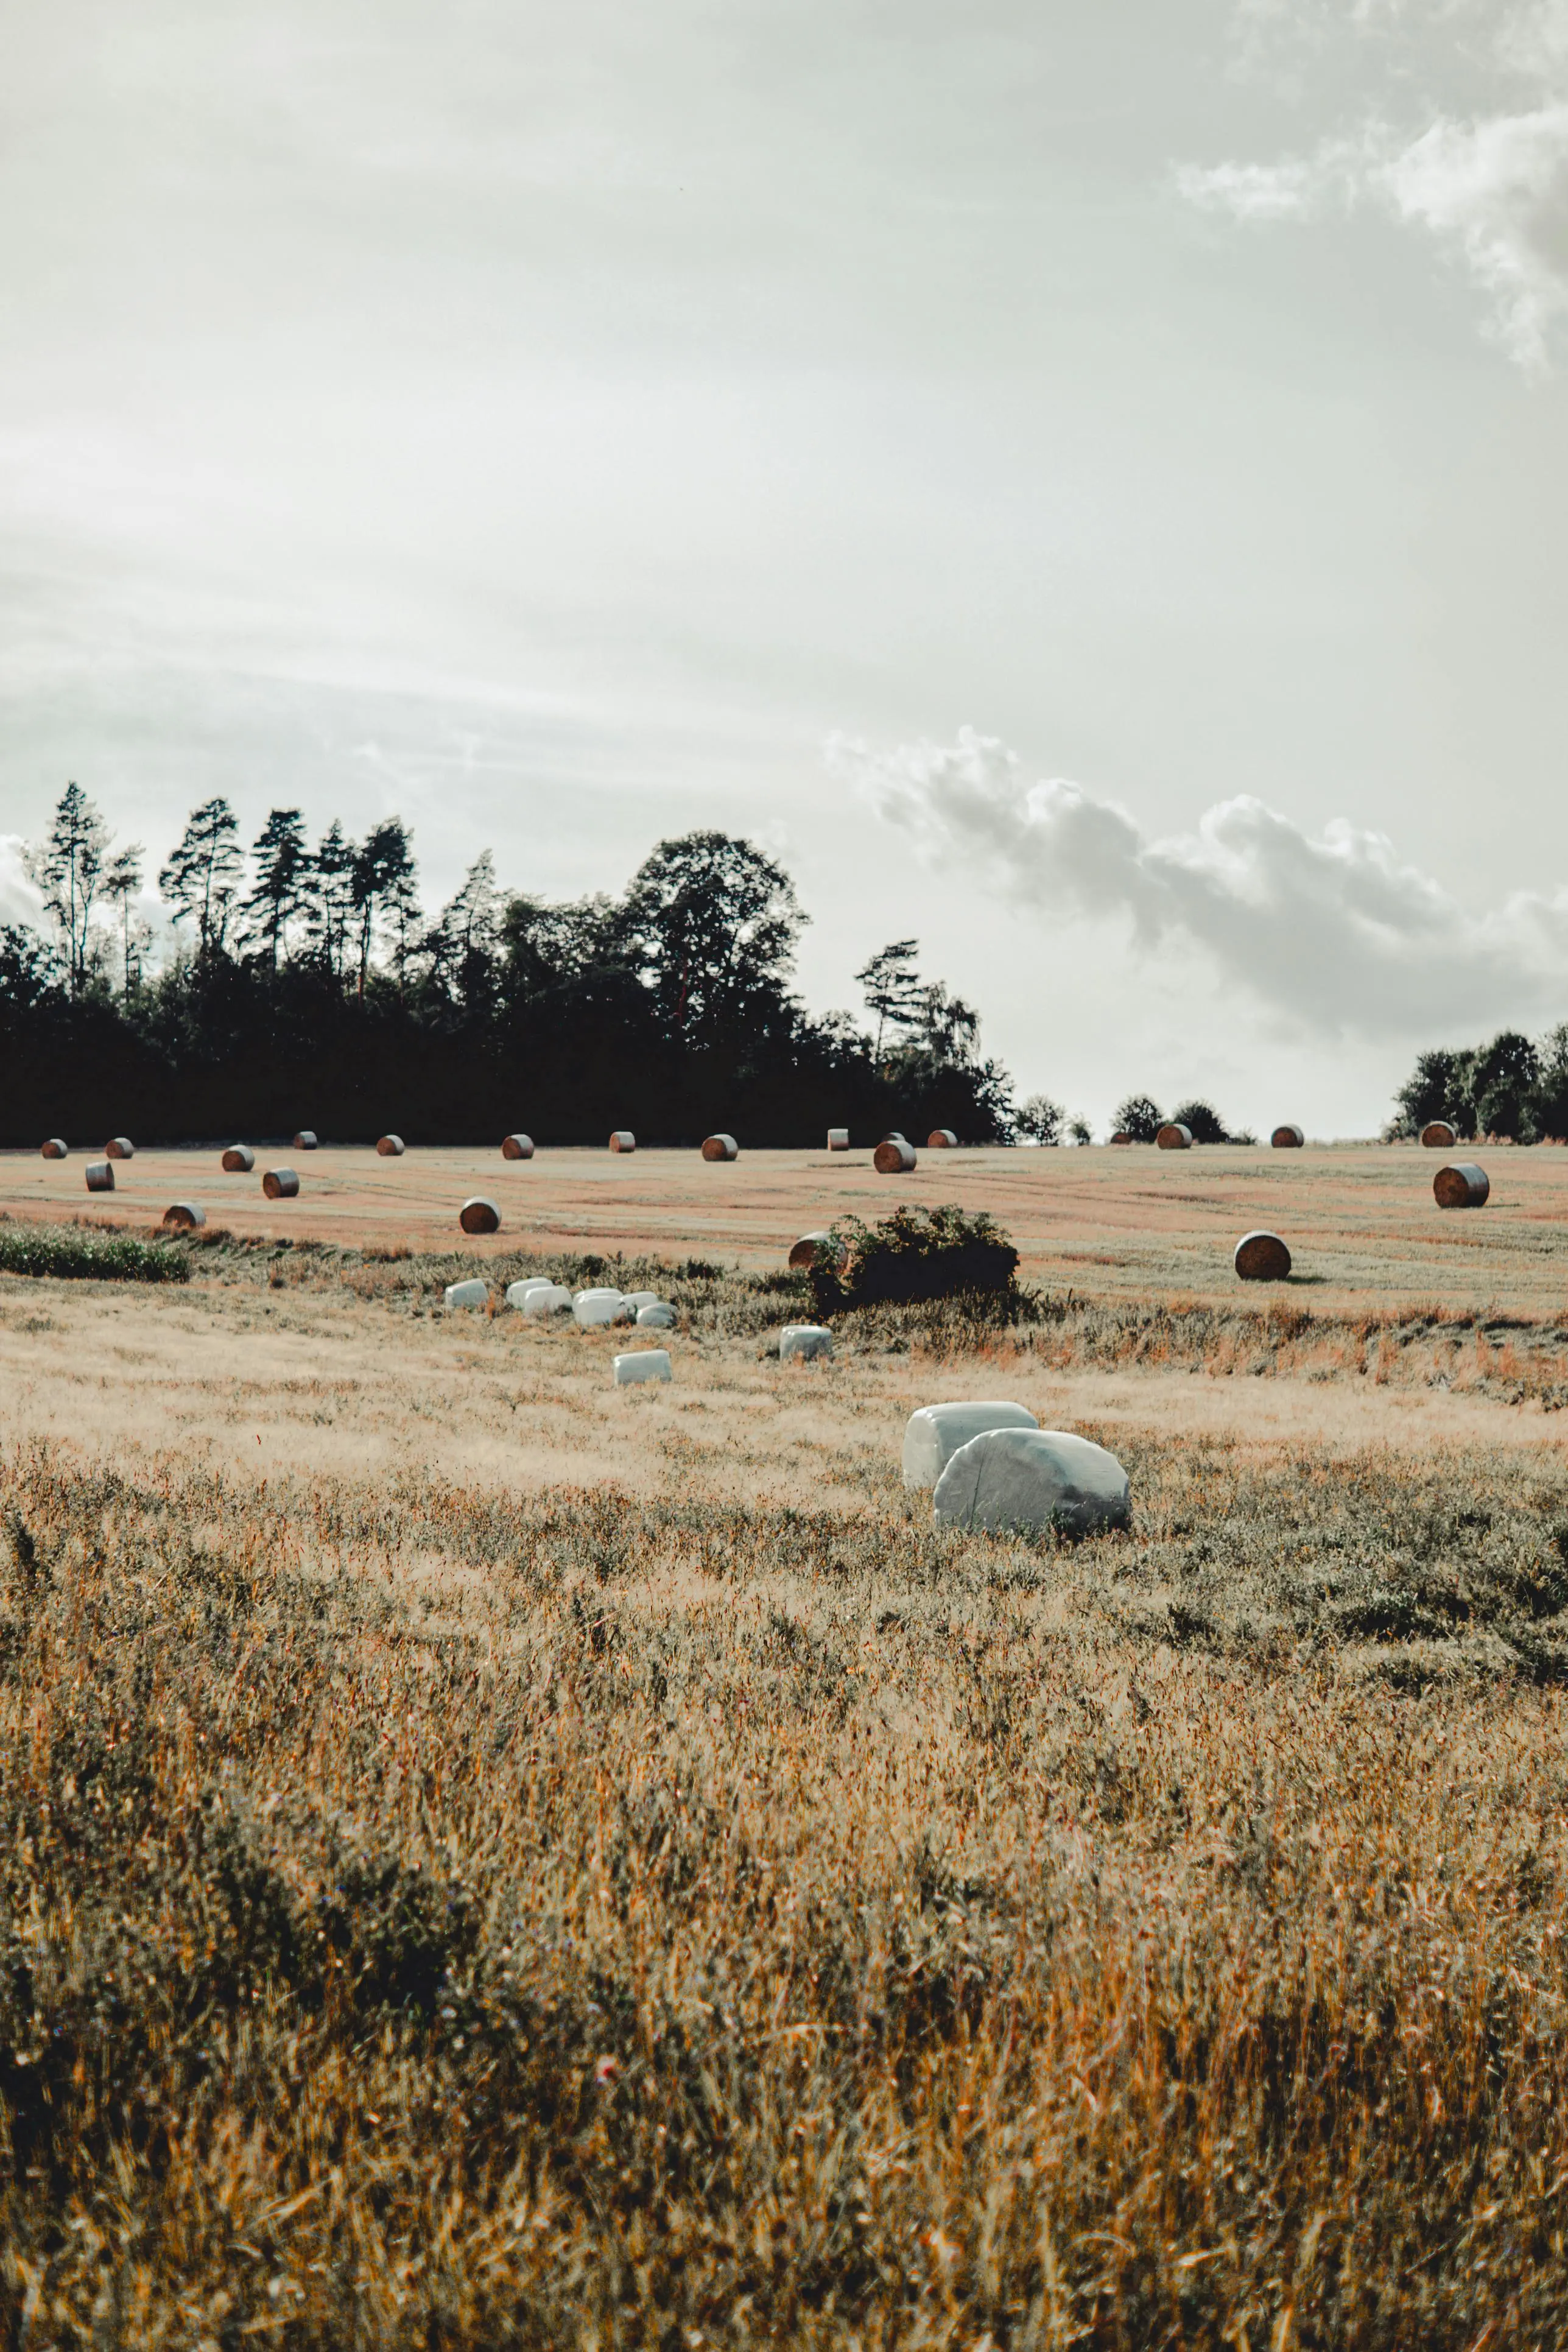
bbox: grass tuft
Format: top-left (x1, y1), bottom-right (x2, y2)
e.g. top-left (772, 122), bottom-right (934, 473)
top-left (0, 1219), bottom-right (190, 1284)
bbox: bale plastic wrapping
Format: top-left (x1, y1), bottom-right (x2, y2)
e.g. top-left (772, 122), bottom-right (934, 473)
top-left (40, 1139), bottom-right (67, 1160)
top-left (902, 1400), bottom-right (1039, 1490)
top-left (614, 1349), bottom-right (672, 1385)
top-left (780, 1324), bottom-right (833, 1362)
top-left (443, 1278), bottom-right (489, 1311)
top-left (262, 1167), bottom-right (300, 1199)
top-left (933, 1427), bottom-right (1131, 1537)
top-left (376, 1135), bottom-right (405, 1156)
top-left (162, 1202), bottom-right (205, 1230)
top-left (502, 1134), bottom-right (535, 1160)
top-left (221, 1146), bottom-right (255, 1172)
top-left (874, 1139), bottom-right (918, 1175)
top-left (85, 1161), bottom-right (114, 1192)
top-left (701, 1133), bottom-right (739, 1161)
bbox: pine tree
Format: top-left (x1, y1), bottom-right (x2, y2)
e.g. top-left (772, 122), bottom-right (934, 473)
top-left (350, 819), bottom-right (418, 991)
top-left (853, 940), bottom-right (923, 1060)
top-left (100, 842), bottom-right (146, 995)
top-left (158, 797), bottom-right (242, 957)
top-left (241, 809), bottom-right (309, 968)
top-left (28, 782), bottom-right (110, 996)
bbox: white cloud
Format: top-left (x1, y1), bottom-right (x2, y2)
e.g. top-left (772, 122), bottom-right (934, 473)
top-left (830, 727), bottom-right (1568, 1036)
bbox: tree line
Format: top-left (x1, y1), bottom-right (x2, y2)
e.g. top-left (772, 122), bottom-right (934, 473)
top-left (1, 784), bottom-right (1019, 1147)
top-left (1387, 1027), bottom-right (1568, 1143)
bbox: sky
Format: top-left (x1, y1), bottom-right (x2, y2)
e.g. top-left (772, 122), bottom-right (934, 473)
top-left (6, 0), bottom-right (1568, 1135)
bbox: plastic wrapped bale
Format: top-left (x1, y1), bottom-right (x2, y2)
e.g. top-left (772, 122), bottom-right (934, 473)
top-left (262, 1167), bottom-right (300, 1199)
top-left (780, 1324), bottom-right (832, 1362)
top-left (608, 1130), bottom-right (636, 1153)
top-left (622, 1290), bottom-right (661, 1309)
top-left (574, 1288), bottom-right (629, 1327)
top-left (85, 1161), bottom-right (114, 1193)
top-left (1421, 1120), bottom-right (1458, 1149)
top-left (444, 1278), bottom-right (489, 1311)
top-left (376, 1135), bottom-right (405, 1157)
top-left (293, 1132), bottom-right (318, 1150)
top-left (524, 1283), bottom-right (574, 1317)
top-left (933, 1427), bottom-right (1131, 1537)
top-left (105, 1136), bottom-right (135, 1160)
top-left (1234, 1230), bottom-right (1292, 1281)
top-left (636, 1301), bottom-right (677, 1328)
top-left (502, 1133), bottom-right (535, 1160)
top-left (927, 1128), bottom-right (957, 1148)
top-left (902, 1400), bottom-right (1039, 1490)
top-left (1156, 1123), bottom-right (1192, 1151)
top-left (41, 1139), bottom-right (67, 1160)
top-left (874, 1138), bottom-right (917, 1175)
top-left (827, 1127), bottom-right (849, 1150)
top-left (614, 1348), bottom-right (672, 1385)
top-left (788, 1231), bottom-right (847, 1272)
top-left (1270, 1124), bottom-right (1305, 1149)
top-left (460, 1197), bottom-right (501, 1234)
top-left (1434, 1162), bottom-right (1489, 1208)
top-left (221, 1145), bottom-right (255, 1172)
top-left (162, 1202), bottom-right (205, 1230)
top-left (702, 1133), bottom-right (739, 1161)
top-left (505, 1278), bottom-right (554, 1310)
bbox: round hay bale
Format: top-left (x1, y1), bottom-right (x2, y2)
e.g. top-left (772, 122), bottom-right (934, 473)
top-left (293, 1132), bottom-right (318, 1150)
top-left (85, 1160), bottom-right (114, 1192)
top-left (826, 1127), bottom-right (849, 1150)
top-left (501, 1133), bottom-right (535, 1160)
top-left (162, 1201), bottom-right (205, 1230)
top-left (874, 1138), bottom-right (917, 1175)
top-left (1110, 1131), bottom-right (1131, 1146)
top-left (41, 1138), bottom-right (67, 1160)
top-left (1156, 1123), bottom-right (1192, 1151)
top-left (902, 1400), bottom-right (1039, 1490)
top-left (1270, 1124), bottom-right (1305, 1150)
top-left (780, 1324), bottom-right (833, 1362)
top-left (882, 1131), bottom-right (907, 1143)
top-left (221, 1144), bottom-right (255, 1172)
top-left (608, 1130), bottom-right (636, 1153)
top-left (701, 1133), bottom-right (739, 1161)
top-left (261, 1167), bottom-right (299, 1199)
top-left (1421, 1120), bottom-right (1457, 1149)
top-left (1434, 1161), bottom-right (1489, 1209)
top-left (443, 1278), bottom-right (489, 1311)
top-left (927, 1128), bottom-right (958, 1148)
top-left (1234, 1229), bottom-right (1292, 1281)
top-left (459, 1196), bottom-right (501, 1235)
top-left (614, 1348), bottom-right (672, 1385)
top-left (788, 1230), bottom-right (846, 1271)
top-left (105, 1136), bottom-right (135, 1160)
top-left (522, 1283), bottom-right (573, 1317)
top-left (376, 1134), bottom-right (405, 1156)
top-left (933, 1427), bottom-right (1131, 1537)
top-left (505, 1278), bottom-right (552, 1309)
top-left (636, 1300), bottom-right (677, 1328)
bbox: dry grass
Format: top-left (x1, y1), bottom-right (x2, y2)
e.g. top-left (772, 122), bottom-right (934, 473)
top-left (3, 1244), bottom-right (1568, 2343)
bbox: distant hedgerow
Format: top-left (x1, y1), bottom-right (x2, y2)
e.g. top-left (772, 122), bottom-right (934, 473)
top-left (0, 1222), bottom-right (191, 1284)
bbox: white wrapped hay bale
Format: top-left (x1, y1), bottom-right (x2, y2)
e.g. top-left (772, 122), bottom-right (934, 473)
top-left (1234, 1230), bottom-right (1292, 1281)
top-left (293, 1131), bottom-right (318, 1150)
top-left (780, 1324), bottom-right (832, 1362)
top-left (874, 1138), bottom-right (917, 1175)
top-left (827, 1127), bottom-right (849, 1150)
top-left (614, 1348), bottom-right (672, 1385)
top-left (933, 1427), bottom-right (1131, 1537)
top-left (444, 1278), bottom-right (489, 1311)
top-left (622, 1290), bottom-right (661, 1308)
top-left (376, 1135), bottom-right (405, 1157)
top-left (636, 1301), bottom-right (677, 1328)
top-left (41, 1139), bottom-right (67, 1160)
top-left (608, 1130), bottom-right (636, 1153)
top-left (902, 1400), bottom-right (1039, 1490)
top-left (85, 1161), bottom-right (114, 1192)
top-left (505, 1278), bottom-right (553, 1309)
top-left (1434, 1162), bottom-right (1489, 1209)
top-left (574, 1288), bottom-right (629, 1327)
top-left (523, 1283), bottom-right (574, 1317)
top-left (105, 1136), bottom-right (135, 1160)
top-left (1421, 1121), bottom-right (1457, 1149)
top-left (1156, 1124), bottom-right (1192, 1151)
top-left (701, 1133), bottom-right (739, 1161)
top-left (262, 1167), bottom-right (299, 1199)
top-left (502, 1133), bottom-right (535, 1159)
top-left (162, 1202), bottom-right (205, 1230)
top-left (460, 1197), bottom-right (501, 1234)
top-left (221, 1145), bottom-right (255, 1172)
top-left (788, 1231), bottom-right (846, 1271)
top-left (927, 1128), bottom-right (957, 1148)
top-left (1270, 1124), bottom-right (1304, 1149)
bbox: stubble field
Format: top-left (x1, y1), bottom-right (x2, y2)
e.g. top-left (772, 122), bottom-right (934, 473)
top-left (2, 1141), bottom-right (1568, 2347)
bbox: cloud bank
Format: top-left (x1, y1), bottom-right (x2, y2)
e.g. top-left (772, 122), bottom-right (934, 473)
top-left (830, 727), bottom-right (1568, 1037)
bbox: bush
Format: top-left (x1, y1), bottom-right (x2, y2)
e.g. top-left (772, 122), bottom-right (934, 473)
top-left (0, 1221), bottom-right (191, 1284)
top-left (1172, 1097), bottom-right (1254, 1146)
top-left (808, 1203), bottom-right (1019, 1315)
top-left (1111, 1093), bottom-right (1164, 1143)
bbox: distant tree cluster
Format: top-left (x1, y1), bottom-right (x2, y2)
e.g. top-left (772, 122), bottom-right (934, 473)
top-left (2, 785), bottom-right (1020, 1147)
top-left (1110, 1093), bottom-right (1254, 1144)
top-left (1387, 1028), bottom-right (1568, 1143)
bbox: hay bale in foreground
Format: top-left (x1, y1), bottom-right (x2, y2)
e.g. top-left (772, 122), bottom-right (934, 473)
top-left (902, 1400), bottom-right (1039, 1491)
top-left (443, 1278), bottom-right (489, 1311)
top-left (1156, 1123), bottom-right (1192, 1151)
top-left (636, 1301), bottom-right (677, 1328)
top-left (927, 1128), bottom-right (957, 1148)
top-left (501, 1133), bottom-right (534, 1159)
top-left (261, 1168), bottom-right (299, 1200)
top-left (1421, 1120), bottom-right (1457, 1149)
top-left (614, 1348), bottom-right (671, 1385)
top-left (293, 1132), bottom-right (318, 1150)
top-left (702, 1133), bottom-right (739, 1161)
top-left (459, 1197), bottom-right (501, 1234)
top-left (221, 1145), bottom-right (255, 1172)
top-left (1234, 1230), bottom-right (1292, 1281)
top-left (827, 1127), bottom-right (849, 1150)
top-left (874, 1138), bottom-right (918, 1175)
top-left (933, 1427), bottom-right (1130, 1537)
top-left (105, 1137), bottom-right (135, 1160)
top-left (1271, 1124), bottom-right (1305, 1149)
top-left (574, 1289), bottom-right (628, 1327)
top-left (780, 1324), bottom-right (832, 1362)
top-left (162, 1202), bottom-right (205, 1230)
top-left (376, 1135), bottom-right (405, 1156)
top-left (788, 1231), bottom-right (848, 1271)
top-left (41, 1139), bottom-right (67, 1160)
top-left (85, 1161), bottom-right (114, 1192)
top-left (1434, 1162), bottom-right (1489, 1209)
top-left (608, 1130), bottom-right (636, 1153)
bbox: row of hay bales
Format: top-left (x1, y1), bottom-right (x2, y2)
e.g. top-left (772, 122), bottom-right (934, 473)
top-left (46, 1127), bottom-right (956, 1171)
top-left (439, 1276), bottom-right (680, 1385)
top-left (1111, 1122), bottom-right (1309, 1149)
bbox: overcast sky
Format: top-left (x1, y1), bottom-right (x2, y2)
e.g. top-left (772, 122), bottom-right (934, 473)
top-left (6, 0), bottom-right (1568, 1134)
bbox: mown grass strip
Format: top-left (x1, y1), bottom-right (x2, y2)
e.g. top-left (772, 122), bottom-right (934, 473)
top-left (0, 1220), bottom-right (190, 1283)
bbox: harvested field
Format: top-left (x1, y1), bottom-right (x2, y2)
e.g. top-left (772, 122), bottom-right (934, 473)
top-left (2, 1180), bottom-right (1568, 2343)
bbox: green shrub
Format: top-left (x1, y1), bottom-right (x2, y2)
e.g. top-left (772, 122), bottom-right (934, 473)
top-left (809, 1202), bottom-right (1019, 1315)
top-left (0, 1221), bottom-right (190, 1284)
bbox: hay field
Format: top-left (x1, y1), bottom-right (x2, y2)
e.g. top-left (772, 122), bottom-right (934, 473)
top-left (3, 1155), bottom-right (1568, 2345)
